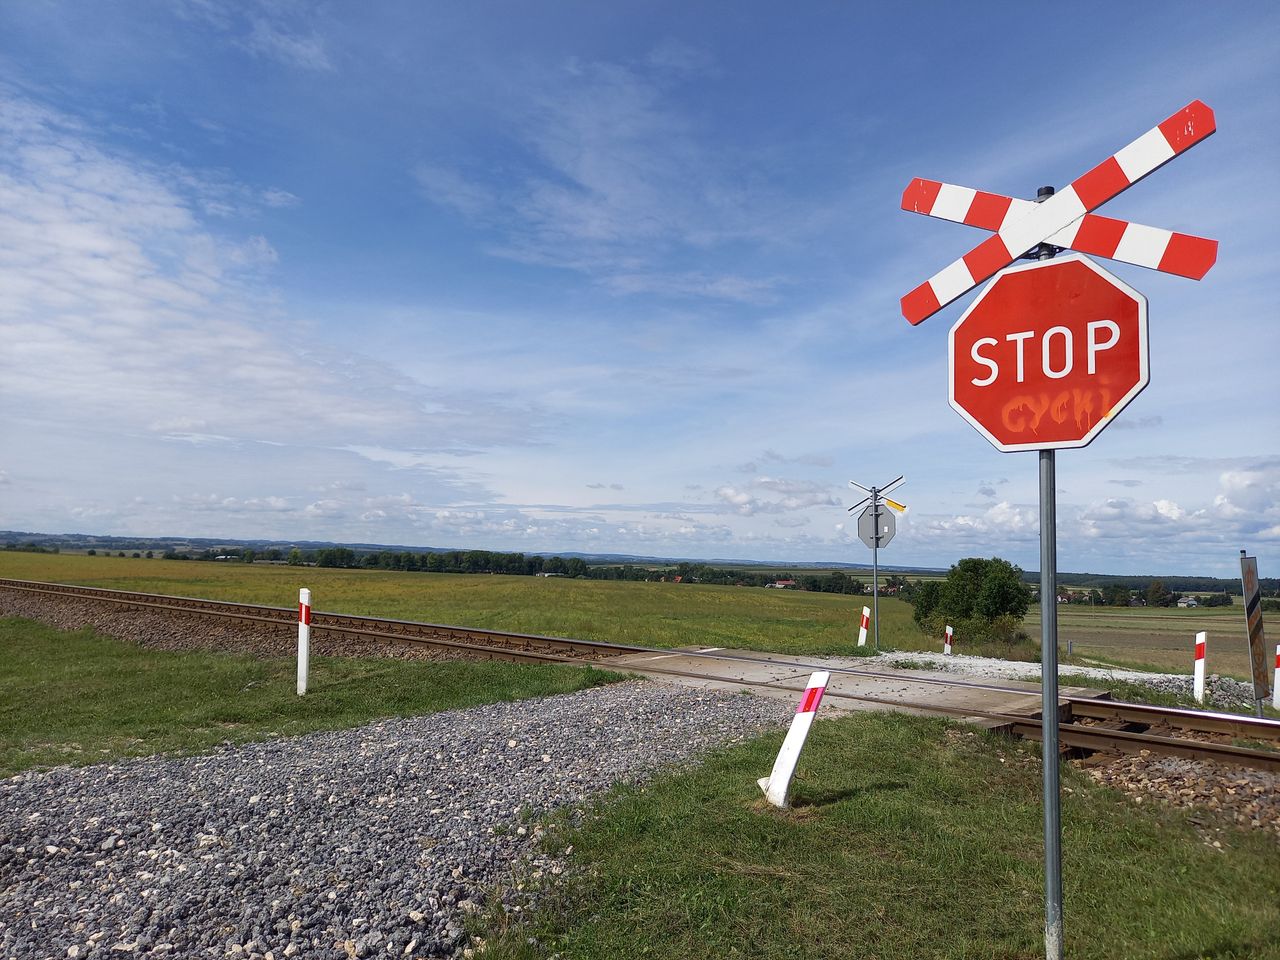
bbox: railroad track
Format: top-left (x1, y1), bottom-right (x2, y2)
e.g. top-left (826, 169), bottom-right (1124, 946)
top-left (3, 577), bottom-right (1278, 772)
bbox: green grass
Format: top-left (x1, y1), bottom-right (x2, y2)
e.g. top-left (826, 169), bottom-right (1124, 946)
top-left (0, 553), bottom-right (918, 655)
top-left (478, 715), bottom-right (1280, 960)
top-left (0, 553), bottom-right (1260, 679)
top-left (0, 617), bottom-right (620, 777)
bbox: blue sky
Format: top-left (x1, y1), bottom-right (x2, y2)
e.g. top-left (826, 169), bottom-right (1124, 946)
top-left (1, 2), bottom-right (1276, 575)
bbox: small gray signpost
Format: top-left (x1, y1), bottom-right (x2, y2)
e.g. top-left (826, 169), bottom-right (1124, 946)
top-left (848, 476), bottom-right (905, 653)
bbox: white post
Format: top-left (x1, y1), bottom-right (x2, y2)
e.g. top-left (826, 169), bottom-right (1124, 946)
top-left (857, 606), bottom-right (870, 647)
top-left (758, 671), bottom-right (830, 809)
top-left (1273, 644), bottom-right (1279, 712)
top-left (944, 624), bottom-right (953, 656)
top-left (297, 587), bottom-right (311, 696)
top-left (1193, 631), bottom-right (1207, 704)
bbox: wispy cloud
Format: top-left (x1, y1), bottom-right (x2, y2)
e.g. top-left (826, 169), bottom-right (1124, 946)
top-left (241, 18), bottom-right (333, 71)
top-left (411, 47), bottom-right (811, 304)
top-left (0, 86), bottom-right (547, 473)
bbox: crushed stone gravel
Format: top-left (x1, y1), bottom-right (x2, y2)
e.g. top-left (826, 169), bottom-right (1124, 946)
top-left (0, 589), bottom-right (464, 663)
top-left (0, 681), bottom-right (792, 960)
top-left (1078, 753), bottom-right (1280, 844)
top-left (874, 650), bottom-right (1260, 711)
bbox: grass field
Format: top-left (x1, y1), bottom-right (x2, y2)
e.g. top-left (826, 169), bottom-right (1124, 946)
top-left (0, 553), bottom-right (1261, 679)
top-left (477, 714), bottom-right (1280, 960)
top-left (0, 617), bottom-right (619, 777)
top-left (0, 553), bottom-right (918, 655)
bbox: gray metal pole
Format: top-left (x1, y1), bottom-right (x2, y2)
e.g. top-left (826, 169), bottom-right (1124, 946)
top-left (1040, 450), bottom-right (1063, 960)
top-left (1035, 183), bottom-right (1063, 960)
top-left (872, 488), bottom-right (880, 653)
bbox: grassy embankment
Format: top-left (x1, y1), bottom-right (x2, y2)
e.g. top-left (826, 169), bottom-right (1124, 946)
top-left (0, 553), bottom-right (1260, 678)
top-left (476, 714), bottom-right (1280, 960)
top-left (0, 617), bottom-right (619, 777)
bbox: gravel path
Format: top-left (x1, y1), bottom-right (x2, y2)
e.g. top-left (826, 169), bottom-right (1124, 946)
top-left (0, 682), bottom-right (791, 960)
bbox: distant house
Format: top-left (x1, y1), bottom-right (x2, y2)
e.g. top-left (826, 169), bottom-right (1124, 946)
top-left (765, 579), bottom-right (797, 589)
top-left (1177, 596), bottom-right (1199, 608)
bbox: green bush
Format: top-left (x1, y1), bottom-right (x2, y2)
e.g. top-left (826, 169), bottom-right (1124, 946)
top-left (907, 557), bottom-right (1032, 638)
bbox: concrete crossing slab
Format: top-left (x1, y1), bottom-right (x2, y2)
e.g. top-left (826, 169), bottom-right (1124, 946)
top-left (598, 646), bottom-right (1109, 726)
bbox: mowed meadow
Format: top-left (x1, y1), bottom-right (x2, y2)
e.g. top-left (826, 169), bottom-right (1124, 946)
top-left (0, 553), bottom-right (1259, 678)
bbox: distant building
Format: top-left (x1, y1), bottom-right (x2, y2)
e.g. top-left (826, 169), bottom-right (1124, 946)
top-left (1177, 596), bottom-right (1198, 608)
top-left (765, 579), bottom-right (796, 589)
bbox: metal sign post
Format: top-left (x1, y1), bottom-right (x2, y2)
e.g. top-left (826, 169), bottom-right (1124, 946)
top-left (1034, 207), bottom-right (1064, 960)
top-left (849, 476), bottom-right (905, 653)
top-left (1038, 449), bottom-right (1063, 956)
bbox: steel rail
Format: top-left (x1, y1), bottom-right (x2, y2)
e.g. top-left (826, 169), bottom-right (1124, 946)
top-left (3, 577), bottom-right (1277, 770)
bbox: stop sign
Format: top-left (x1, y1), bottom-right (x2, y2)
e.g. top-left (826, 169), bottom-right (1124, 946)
top-left (948, 254), bottom-right (1148, 451)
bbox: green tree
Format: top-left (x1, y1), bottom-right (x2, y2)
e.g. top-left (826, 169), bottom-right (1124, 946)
top-left (908, 558), bottom-right (1032, 637)
top-left (1146, 580), bottom-right (1172, 607)
top-left (1105, 584), bottom-right (1130, 607)
top-left (910, 580), bottom-right (942, 626)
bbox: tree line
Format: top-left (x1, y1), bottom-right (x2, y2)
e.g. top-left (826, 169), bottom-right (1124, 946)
top-left (152, 546), bottom-right (868, 592)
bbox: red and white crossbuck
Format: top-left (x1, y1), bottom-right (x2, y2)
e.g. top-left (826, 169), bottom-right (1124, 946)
top-left (901, 101), bottom-right (1217, 325)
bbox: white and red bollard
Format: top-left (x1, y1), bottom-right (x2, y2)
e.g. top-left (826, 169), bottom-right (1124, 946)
top-left (758, 671), bottom-right (829, 809)
top-left (297, 587), bottom-right (312, 696)
top-left (857, 606), bottom-right (871, 647)
top-left (943, 624), bottom-right (953, 656)
top-left (1192, 631), bottom-right (1206, 704)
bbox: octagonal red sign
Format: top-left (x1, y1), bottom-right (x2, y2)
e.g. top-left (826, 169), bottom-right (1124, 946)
top-left (948, 254), bottom-right (1149, 452)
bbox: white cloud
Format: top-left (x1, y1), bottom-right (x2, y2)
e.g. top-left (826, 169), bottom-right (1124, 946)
top-left (714, 477), bottom-right (840, 516)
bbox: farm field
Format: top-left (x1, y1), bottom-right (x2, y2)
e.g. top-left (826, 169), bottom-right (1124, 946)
top-left (0, 553), bottom-right (1259, 679)
top-left (1027, 603), bottom-right (1254, 680)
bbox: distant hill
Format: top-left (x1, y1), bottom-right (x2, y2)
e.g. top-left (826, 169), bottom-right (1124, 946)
top-left (2, 529), bottom-right (1269, 593)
